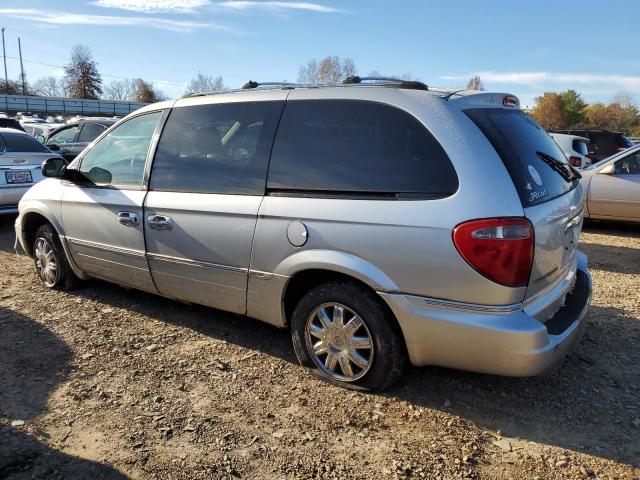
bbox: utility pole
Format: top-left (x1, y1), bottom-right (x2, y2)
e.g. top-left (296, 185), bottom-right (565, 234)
top-left (18, 37), bottom-right (26, 95)
top-left (1, 27), bottom-right (8, 92)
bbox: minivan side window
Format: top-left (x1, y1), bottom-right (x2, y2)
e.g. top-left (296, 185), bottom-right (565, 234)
top-left (149, 101), bottom-right (284, 195)
top-left (79, 112), bottom-right (161, 187)
top-left (267, 100), bottom-right (458, 197)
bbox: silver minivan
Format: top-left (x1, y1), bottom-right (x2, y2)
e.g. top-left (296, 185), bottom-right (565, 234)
top-left (16, 79), bottom-right (592, 390)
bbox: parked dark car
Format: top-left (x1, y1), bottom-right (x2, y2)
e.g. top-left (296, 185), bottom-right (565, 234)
top-left (0, 118), bottom-right (26, 132)
top-left (550, 129), bottom-right (634, 162)
top-left (44, 119), bottom-right (116, 162)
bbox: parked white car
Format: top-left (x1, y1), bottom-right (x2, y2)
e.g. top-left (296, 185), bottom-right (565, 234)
top-left (22, 123), bottom-right (58, 142)
top-left (0, 128), bottom-right (62, 214)
top-left (550, 133), bottom-right (591, 169)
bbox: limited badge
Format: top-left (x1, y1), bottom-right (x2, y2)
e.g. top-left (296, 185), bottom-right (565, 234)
top-left (528, 165), bottom-right (543, 186)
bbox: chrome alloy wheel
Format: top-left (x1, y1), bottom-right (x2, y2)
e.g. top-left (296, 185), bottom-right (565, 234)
top-left (304, 302), bottom-right (374, 382)
top-left (34, 237), bottom-right (58, 287)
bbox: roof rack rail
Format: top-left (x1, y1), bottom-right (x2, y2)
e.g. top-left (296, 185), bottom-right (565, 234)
top-left (242, 80), bottom-right (302, 90)
top-left (342, 76), bottom-right (428, 90)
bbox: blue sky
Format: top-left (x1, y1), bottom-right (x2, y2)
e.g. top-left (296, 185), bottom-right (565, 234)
top-left (1, 0), bottom-right (639, 107)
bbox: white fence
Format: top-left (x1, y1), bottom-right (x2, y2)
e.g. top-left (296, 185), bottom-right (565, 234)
top-left (0, 94), bottom-right (148, 116)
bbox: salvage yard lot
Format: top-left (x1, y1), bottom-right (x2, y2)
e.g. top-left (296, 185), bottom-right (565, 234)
top-left (0, 215), bottom-right (639, 480)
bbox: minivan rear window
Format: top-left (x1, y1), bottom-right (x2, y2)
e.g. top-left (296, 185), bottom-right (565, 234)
top-left (465, 108), bottom-right (578, 207)
top-left (267, 100), bottom-right (458, 198)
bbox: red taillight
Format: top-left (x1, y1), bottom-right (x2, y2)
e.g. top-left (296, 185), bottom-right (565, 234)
top-left (453, 218), bottom-right (534, 288)
top-left (569, 156), bottom-right (582, 167)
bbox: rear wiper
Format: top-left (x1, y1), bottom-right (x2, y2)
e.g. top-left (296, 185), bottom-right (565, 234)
top-left (536, 151), bottom-right (581, 182)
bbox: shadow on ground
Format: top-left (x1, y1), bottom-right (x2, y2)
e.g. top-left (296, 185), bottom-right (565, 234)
top-left (580, 242), bottom-right (640, 275)
top-left (0, 307), bottom-right (128, 479)
top-left (65, 279), bottom-right (640, 468)
top-left (0, 215), bottom-right (18, 254)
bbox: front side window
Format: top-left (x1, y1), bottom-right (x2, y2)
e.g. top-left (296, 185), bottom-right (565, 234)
top-left (79, 112), bottom-right (161, 187)
top-left (77, 123), bottom-right (107, 143)
top-left (0, 132), bottom-right (49, 153)
top-left (267, 100), bottom-right (458, 197)
top-left (615, 151), bottom-right (640, 175)
top-left (47, 126), bottom-right (78, 144)
top-left (150, 101), bottom-right (283, 194)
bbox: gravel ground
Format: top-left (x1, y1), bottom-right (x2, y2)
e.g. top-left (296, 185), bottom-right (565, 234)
top-left (0, 214), bottom-right (638, 480)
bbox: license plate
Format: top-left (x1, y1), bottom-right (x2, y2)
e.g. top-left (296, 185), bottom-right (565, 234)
top-left (5, 170), bottom-right (33, 184)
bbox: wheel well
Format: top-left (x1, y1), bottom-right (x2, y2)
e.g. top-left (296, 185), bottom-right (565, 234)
top-left (22, 213), bottom-right (52, 254)
top-left (283, 269), bottom-right (401, 332)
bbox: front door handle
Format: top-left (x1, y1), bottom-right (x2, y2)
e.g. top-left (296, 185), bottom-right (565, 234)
top-left (117, 211), bottom-right (139, 226)
top-left (147, 215), bottom-right (173, 230)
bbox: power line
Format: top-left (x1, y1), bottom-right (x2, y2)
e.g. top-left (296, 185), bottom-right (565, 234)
top-left (3, 54), bottom-right (189, 88)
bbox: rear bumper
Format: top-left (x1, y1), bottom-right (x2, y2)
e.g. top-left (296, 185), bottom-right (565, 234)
top-left (380, 251), bottom-right (592, 377)
top-left (0, 185), bottom-right (32, 214)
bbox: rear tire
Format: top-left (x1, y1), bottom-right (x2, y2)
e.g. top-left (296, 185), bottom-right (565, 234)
top-left (32, 224), bottom-right (78, 290)
top-left (291, 280), bottom-right (406, 391)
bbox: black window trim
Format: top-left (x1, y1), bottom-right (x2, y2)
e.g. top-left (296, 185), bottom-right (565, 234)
top-left (265, 98), bottom-right (459, 200)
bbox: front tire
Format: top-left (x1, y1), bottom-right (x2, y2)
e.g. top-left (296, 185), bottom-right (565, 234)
top-left (32, 224), bottom-right (78, 290)
top-left (291, 280), bottom-right (407, 391)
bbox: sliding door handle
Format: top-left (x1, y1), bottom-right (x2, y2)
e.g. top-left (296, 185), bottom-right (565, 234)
top-left (147, 215), bottom-right (174, 230)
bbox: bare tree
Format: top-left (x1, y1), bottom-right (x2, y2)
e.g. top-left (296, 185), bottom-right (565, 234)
top-left (368, 71), bottom-right (417, 81)
top-left (612, 91), bottom-right (637, 108)
top-left (466, 76), bottom-right (485, 91)
top-left (64, 44), bottom-right (103, 99)
top-left (103, 79), bottom-right (137, 101)
top-left (185, 73), bottom-right (225, 94)
top-left (32, 76), bottom-right (65, 97)
top-left (298, 56), bottom-right (357, 84)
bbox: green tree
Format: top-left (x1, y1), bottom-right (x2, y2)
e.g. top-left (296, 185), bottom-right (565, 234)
top-left (559, 89), bottom-right (586, 127)
top-left (532, 92), bottom-right (566, 130)
top-left (64, 44), bottom-right (103, 99)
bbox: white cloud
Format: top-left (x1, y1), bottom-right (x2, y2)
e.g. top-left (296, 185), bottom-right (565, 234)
top-left (91, 0), bottom-right (211, 13)
top-left (218, 1), bottom-right (341, 13)
top-left (0, 8), bottom-right (224, 32)
top-left (442, 71), bottom-right (640, 92)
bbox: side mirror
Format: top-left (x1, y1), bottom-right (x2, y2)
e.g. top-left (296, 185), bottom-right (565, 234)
top-left (598, 164), bottom-right (615, 175)
top-left (48, 143), bottom-right (60, 151)
top-left (42, 157), bottom-right (67, 178)
top-left (87, 166), bottom-right (112, 184)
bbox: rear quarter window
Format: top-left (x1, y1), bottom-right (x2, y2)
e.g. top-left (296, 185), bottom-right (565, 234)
top-left (267, 100), bottom-right (458, 198)
top-left (572, 139), bottom-right (589, 156)
top-left (465, 108), bottom-right (578, 207)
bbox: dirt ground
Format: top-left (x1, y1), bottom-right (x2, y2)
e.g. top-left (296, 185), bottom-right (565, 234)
top-left (0, 214), bottom-right (638, 480)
